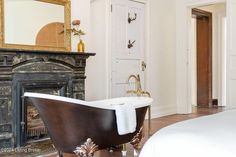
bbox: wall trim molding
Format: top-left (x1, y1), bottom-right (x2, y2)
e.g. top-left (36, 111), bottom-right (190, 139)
top-left (150, 105), bottom-right (177, 119)
top-left (130, 0), bottom-right (148, 4)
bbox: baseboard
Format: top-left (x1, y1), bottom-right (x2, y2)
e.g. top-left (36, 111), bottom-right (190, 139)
top-left (150, 105), bottom-right (177, 119)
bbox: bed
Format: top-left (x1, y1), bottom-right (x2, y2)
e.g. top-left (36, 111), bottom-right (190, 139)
top-left (140, 109), bottom-right (236, 157)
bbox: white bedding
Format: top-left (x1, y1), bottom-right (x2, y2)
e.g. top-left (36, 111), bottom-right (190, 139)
top-left (140, 109), bottom-right (236, 157)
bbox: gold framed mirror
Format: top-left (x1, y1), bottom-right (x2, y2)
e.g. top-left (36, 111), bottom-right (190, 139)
top-left (0, 0), bottom-right (71, 51)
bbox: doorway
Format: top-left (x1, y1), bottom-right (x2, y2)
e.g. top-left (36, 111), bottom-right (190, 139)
top-left (192, 8), bottom-right (212, 107)
top-left (190, 3), bottom-right (227, 108)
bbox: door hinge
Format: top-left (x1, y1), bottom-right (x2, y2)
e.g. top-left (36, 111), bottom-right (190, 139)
top-left (111, 4), bottom-right (113, 12)
top-left (141, 61), bottom-right (147, 71)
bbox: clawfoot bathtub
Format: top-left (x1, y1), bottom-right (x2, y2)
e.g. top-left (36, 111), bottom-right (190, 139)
top-left (24, 92), bottom-right (153, 157)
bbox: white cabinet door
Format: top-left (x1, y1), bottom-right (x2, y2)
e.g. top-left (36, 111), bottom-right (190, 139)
top-left (226, 0), bottom-right (236, 107)
top-left (111, 0), bottom-right (145, 97)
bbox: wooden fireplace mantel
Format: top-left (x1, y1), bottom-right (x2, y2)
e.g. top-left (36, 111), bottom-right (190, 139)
top-left (0, 48), bottom-right (95, 148)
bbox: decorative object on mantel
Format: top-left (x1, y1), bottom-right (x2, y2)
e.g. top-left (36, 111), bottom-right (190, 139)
top-left (70, 19), bottom-right (86, 53)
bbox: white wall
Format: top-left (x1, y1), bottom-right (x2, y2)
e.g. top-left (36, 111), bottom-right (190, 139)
top-left (71, 0), bottom-right (101, 101)
top-left (147, 0), bottom-right (177, 117)
top-left (71, 0), bottom-right (91, 52)
top-left (5, 1), bottom-right (63, 45)
top-left (87, 0), bottom-right (109, 100)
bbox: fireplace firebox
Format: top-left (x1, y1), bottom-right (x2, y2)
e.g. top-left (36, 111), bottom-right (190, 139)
top-left (17, 79), bottom-right (69, 146)
top-left (0, 48), bottom-right (95, 148)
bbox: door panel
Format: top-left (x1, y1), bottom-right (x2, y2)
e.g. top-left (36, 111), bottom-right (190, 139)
top-left (193, 9), bottom-right (212, 107)
top-left (112, 59), bottom-right (142, 97)
top-left (111, 0), bottom-right (145, 98)
top-left (111, 0), bottom-right (127, 58)
top-left (197, 16), bottom-right (211, 106)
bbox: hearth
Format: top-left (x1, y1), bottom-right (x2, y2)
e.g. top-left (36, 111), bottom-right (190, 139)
top-left (0, 48), bottom-right (95, 148)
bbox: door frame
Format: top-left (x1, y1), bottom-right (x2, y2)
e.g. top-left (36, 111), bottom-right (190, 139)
top-left (108, 0), bottom-right (150, 98)
top-left (176, 0), bottom-right (226, 114)
top-left (192, 8), bottom-right (213, 107)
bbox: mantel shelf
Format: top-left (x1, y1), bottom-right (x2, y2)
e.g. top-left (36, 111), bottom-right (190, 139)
top-left (0, 48), bottom-right (96, 56)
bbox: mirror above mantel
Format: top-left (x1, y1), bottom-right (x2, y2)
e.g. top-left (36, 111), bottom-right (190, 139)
top-left (0, 0), bottom-right (71, 51)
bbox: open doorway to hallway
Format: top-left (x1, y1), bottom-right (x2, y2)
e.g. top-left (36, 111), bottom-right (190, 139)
top-left (190, 3), bottom-right (227, 108)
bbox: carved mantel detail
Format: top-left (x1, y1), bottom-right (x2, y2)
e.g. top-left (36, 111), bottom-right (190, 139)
top-left (13, 62), bottom-right (73, 73)
top-left (12, 54), bottom-right (78, 67)
top-left (0, 86), bottom-right (11, 95)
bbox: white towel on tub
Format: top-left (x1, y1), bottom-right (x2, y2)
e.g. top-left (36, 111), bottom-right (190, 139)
top-left (113, 103), bottom-right (137, 135)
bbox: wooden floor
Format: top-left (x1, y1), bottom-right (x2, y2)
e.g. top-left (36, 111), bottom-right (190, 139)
top-left (46, 107), bottom-right (223, 157)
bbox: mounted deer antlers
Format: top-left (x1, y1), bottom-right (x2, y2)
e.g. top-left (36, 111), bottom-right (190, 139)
top-left (128, 40), bottom-right (136, 49)
top-left (128, 13), bottom-right (137, 23)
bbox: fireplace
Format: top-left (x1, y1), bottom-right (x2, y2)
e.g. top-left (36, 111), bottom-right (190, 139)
top-left (0, 48), bottom-right (95, 148)
top-left (17, 79), bottom-right (70, 146)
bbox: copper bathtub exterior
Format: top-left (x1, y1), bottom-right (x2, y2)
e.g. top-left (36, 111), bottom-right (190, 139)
top-left (24, 95), bottom-right (149, 155)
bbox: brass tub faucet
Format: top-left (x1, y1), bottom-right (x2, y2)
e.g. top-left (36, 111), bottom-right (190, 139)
top-left (127, 74), bottom-right (142, 96)
top-left (126, 74), bottom-right (152, 137)
top-left (127, 74), bottom-right (151, 97)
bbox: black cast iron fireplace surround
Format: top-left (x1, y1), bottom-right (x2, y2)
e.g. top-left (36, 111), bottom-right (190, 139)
top-left (0, 48), bottom-right (95, 148)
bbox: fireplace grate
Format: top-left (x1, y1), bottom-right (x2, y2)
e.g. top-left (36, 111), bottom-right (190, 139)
top-left (26, 101), bottom-right (49, 141)
top-left (27, 128), bottom-right (48, 139)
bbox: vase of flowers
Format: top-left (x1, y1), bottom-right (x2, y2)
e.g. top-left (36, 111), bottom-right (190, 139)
top-left (71, 20), bottom-right (86, 52)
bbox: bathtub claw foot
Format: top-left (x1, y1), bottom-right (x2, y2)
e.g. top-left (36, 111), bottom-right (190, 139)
top-left (122, 150), bottom-right (127, 156)
top-left (122, 144), bottom-right (127, 156)
top-left (130, 127), bottom-right (144, 156)
top-left (133, 149), bottom-right (139, 156)
top-left (74, 138), bottom-right (98, 157)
